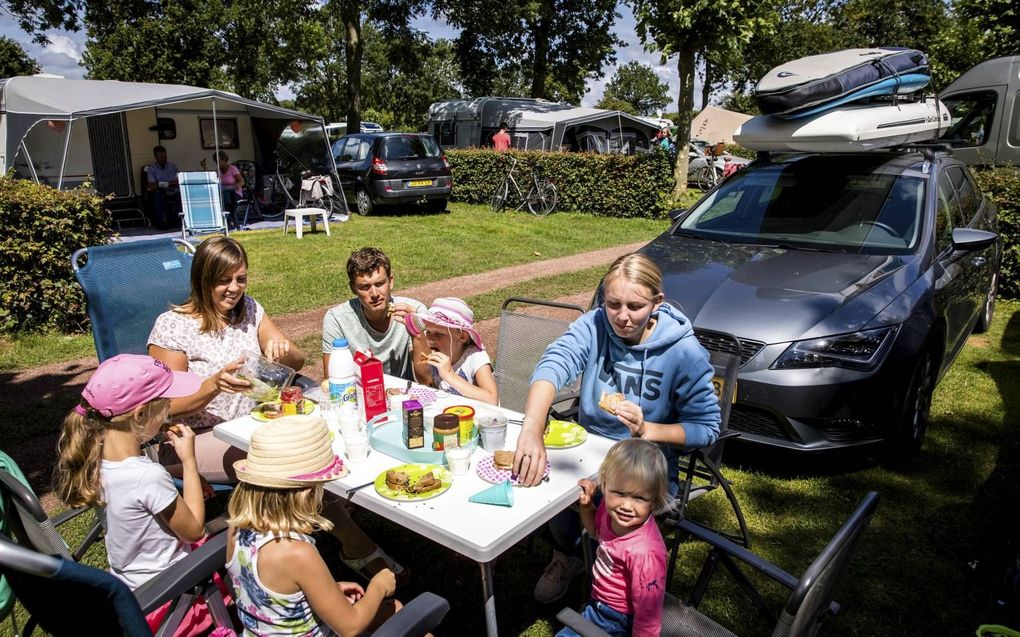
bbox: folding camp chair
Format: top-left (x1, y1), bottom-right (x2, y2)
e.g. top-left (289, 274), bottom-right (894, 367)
top-left (493, 297), bottom-right (586, 416)
top-left (233, 160), bottom-right (263, 229)
top-left (72, 238), bottom-right (196, 362)
top-left (557, 491), bottom-right (880, 637)
top-left (178, 171), bottom-right (230, 239)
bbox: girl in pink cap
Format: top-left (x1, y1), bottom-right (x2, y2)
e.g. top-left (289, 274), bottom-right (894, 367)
top-left (54, 354), bottom-right (226, 636)
top-left (406, 297), bottom-right (498, 405)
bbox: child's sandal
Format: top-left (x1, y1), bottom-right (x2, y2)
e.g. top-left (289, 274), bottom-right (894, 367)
top-left (340, 546), bottom-right (410, 586)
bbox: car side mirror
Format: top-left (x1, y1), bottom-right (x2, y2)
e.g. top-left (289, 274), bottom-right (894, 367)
top-left (949, 228), bottom-right (997, 259)
top-left (668, 208), bottom-right (687, 223)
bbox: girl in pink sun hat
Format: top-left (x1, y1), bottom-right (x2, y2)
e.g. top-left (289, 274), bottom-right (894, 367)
top-left (406, 297), bottom-right (498, 405)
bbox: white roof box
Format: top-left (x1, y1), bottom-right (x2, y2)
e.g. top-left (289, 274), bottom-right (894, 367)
top-left (734, 99), bottom-right (949, 153)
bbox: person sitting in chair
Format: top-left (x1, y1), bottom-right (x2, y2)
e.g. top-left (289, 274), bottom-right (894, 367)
top-left (202, 151), bottom-right (245, 227)
top-left (146, 145), bottom-right (180, 230)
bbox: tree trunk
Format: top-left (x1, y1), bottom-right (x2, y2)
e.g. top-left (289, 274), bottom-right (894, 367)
top-left (673, 43), bottom-right (696, 197)
top-left (529, 1), bottom-right (551, 98)
top-left (702, 57), bottom-right (712, 110)
top-left (341, 0), bottom-right (362, 133)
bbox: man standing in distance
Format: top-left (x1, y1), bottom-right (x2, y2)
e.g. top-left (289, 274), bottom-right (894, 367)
top-left (322, 247), bottom-right (426, 380)
top-left (492, 121), bottom-right (512, 151)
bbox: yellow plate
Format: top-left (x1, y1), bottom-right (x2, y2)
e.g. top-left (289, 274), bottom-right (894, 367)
top-left (374, 463), bottom-right (453, 502)
top-left (250, 399), bottom-right (316, 422)
top-left (408, 179), bottom-right (433, 187)
top-left (544, 420), bottom-right (588, 449)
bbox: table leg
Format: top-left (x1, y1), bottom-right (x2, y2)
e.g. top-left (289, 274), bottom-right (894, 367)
top-left (296, 214), bottom-right (303, 239)
top-left (310, 214), bottom-right (317, 233)
top-left (480, 560), bottom-right (498, 637)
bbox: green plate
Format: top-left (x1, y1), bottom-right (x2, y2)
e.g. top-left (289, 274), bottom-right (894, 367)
top-left (544, 420), bottom-right (588, 449)
top-left (374, 463), bottom-right (453, 502)
top-left (250, 399), bottom-right (316, 422)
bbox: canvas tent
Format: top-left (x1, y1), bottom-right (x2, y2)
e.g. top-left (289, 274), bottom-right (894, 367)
top-left (690, 106), bottom-right (752, 145)
top-left (428, 97), bottom-right (659, 154)
top-left (0, 76), bottom-right (329, 204)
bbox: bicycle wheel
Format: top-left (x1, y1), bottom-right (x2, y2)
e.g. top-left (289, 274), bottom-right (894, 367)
top-left (697, 165), bottom-right (718, 189)
top-left (490, 181), bottom-right (508, 212)
top-left (526, 180), bottom-right (557, 216)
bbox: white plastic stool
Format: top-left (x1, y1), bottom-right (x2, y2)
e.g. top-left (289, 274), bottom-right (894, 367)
top-left (283, 207), bottom-right (331, 239)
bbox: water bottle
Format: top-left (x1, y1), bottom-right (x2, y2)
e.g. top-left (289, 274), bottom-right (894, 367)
top-left (328, 338), bottom-right (358, 412)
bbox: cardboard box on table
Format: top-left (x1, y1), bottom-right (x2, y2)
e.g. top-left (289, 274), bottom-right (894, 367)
top-left (354, 350), bottom-right (387, 423)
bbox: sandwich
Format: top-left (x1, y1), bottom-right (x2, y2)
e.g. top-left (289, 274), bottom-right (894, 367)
top-left (165, 424), bottom-right (183, 435)
top-left (418, 351), bottom-right (431, 363)
top-left (408, 471), bottom-right (441, 494)
top-left (387, 302), bottom-right (396, 317)
top-left (598, 391), bottom-right (625, 415)
top-left (257, 402), bottom-right (284, 419)
top-left (385, 470), bottom-right (410, 492)
top-left (493, 450), bottom-right (514, 471)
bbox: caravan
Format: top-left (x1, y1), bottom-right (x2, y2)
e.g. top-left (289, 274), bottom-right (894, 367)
top-left (939, 56), bottom-right (1020, 167)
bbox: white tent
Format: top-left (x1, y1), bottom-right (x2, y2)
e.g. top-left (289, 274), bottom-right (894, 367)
top-left (428, 97), bottom-right (659, 154)
top-left (0, 76), bottom-right (328, 198)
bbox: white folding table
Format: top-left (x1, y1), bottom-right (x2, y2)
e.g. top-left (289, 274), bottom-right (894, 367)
top-left (214, 376), bottom-right (614, 637)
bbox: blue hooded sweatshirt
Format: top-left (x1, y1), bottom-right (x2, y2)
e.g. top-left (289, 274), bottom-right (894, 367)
top-left (531, 303), bottom-right (720, 481)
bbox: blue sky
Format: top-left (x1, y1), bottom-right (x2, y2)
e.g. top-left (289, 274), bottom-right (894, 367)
top-left (2, 4), bottom-right (697, 112)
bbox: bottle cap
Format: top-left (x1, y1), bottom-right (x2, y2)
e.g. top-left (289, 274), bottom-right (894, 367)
top-left (333, 338), bottom-right (349, 348)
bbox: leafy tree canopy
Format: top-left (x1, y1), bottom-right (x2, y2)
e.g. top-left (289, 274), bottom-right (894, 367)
top-left (600, 61), bottom-right (669, 116)
top-left (1, 0), bottom-right (81, 44)
top-left (595, 94), bottom-right (637, 115)
top-left (0, 36), bottom-right (41, 77)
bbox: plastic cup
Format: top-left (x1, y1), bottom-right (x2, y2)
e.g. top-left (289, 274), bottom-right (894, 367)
top-left (345, 432), bottom-right (370, 462)
top-left (478, 413), bottom-right (508, 451)
top-left (445, 447), bottom-right (471, 475)
top-left (319, 398), bottom-right (343, 433)
top-left (387, 391), bottom-right (410, 414)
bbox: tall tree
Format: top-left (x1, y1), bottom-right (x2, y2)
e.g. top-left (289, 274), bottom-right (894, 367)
top-left (436, 0), bottom-right (621, 103)
top-left (1, 0), bottom-right (81, 44)
top-left (599, 61), bottom-right (670, 115)
top-left (0, 36), bottom-right (41, 77)
top-left (630, 0), bottom-right (775, 195)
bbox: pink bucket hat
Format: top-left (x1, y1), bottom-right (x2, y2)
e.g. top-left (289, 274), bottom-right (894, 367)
top-left (77, 354), bottom-right (203, 418)
top-left (405, 297), bottom-right (485, 350)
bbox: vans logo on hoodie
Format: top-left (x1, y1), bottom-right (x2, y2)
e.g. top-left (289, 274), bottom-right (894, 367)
top-left (599, 363), bottom-right (663, 402)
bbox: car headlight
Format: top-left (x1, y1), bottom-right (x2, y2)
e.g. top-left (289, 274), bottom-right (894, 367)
top-left (771, 326), bottom-right (899, 371)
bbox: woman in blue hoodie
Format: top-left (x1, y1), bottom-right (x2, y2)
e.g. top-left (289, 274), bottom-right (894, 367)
top-left (514, 252), bottom-right (721, 603)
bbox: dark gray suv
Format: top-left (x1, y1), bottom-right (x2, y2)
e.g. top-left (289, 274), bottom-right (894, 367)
top-left (331, 132), bottom-right (452, 214)
top-left (640, 149), bottom-right (999, 457)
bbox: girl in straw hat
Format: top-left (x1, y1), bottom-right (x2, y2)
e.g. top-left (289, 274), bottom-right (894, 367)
top-left (54, 354), bottom-right (226, 635)
top-left (406, 297), bottom-right (498, 405)
top-left (226, 415), bottom-right (404, 635)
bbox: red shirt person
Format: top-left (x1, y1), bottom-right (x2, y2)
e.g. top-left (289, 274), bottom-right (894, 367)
top-left (492, 122), bottom-right (511, 151)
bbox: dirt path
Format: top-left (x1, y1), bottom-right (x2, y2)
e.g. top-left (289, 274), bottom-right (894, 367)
top-left (2, 242), bottom-right (642, 509)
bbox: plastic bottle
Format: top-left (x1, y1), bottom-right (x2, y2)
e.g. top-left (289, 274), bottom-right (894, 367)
top-left (328, 338), bottom-right (358, 413)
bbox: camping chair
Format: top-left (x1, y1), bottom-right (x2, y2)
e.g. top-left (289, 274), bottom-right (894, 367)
top-left (72, 238), bottom-right (196, 362)
top-left (493, 297), bottom-right (586, 416)
top-left (233, 160), bottom-right (263, 229)
top-left (557, 491), bottom-right (880, 637)
top-left (178, 171), bottom-right (230, 239)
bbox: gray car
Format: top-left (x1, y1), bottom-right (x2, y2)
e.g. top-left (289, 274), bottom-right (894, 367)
top-left (636, 149), bottom-right (999, 457)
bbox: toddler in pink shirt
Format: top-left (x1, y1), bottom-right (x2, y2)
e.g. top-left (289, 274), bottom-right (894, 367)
top-left (557, 438), bottom-right (669, 637)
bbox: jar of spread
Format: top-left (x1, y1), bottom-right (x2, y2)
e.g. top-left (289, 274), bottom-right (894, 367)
top-left (443, 405), bottom-right (475, 446)
top-left (280, 386), bottom-right (304, 415)
top-left (433, 413), bottom-right (460, 451)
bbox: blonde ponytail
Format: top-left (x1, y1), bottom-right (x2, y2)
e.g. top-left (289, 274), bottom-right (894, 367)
top-left (54, 409), bottom-right (106, 508)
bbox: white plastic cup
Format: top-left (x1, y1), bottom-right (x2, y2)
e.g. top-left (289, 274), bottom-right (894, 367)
top-left (388, 391), bottom-right (409, 414)
top-left (445, 446), bottom-right (471, 475)
top-left (346, 432), bottom-right (370, 462)
top-left (478, 413), bottom-right (508, 451)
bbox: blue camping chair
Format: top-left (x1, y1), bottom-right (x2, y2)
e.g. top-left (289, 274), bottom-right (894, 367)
top-left (72, 238), bottom-right (195, 362)
top-left (178, 171), bottom-right (230, 239)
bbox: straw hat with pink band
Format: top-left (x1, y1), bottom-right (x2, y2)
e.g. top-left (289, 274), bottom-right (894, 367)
top-left (404, 297), bottom-right (485, 350)
top-left (75, 354), bottom-right (203, 418)
top-left (234, 415), bottom-right (349, 489)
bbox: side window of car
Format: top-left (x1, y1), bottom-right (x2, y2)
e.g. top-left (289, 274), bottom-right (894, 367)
top-left (336, 138), bottom-right (356, 162)
top-left (354, 140), bottom-right (371, 162)
top-left (936, 174), bottom-right (963, 253)
top-left (947, 166), bottom-right (978, 223)
top-left (941, 91), bottom-right (997, 148)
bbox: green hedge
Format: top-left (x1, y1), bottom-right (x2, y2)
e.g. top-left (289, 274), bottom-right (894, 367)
top-left (975, 168), bottom-right (1020, 299)
top-left (446, 149), bottom-right (676, 218)
top-left (0, 177), bottom-right (111, 334)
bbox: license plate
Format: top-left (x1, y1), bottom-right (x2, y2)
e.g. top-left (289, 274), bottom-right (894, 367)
top-left (408, 179), bottom-right (433, 187)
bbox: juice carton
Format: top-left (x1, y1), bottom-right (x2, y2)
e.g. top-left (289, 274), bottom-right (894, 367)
top-left (353, 350), bottom-right (387, 423)
top-left (402, 400), bottom-right (424, 449)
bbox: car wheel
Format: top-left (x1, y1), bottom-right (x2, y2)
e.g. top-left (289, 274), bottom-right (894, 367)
top-left (973, 271), bottom-right (997, 334)
top-left (886, 349), bottom-right (935, 463)
top-left (355, 188), bottom-right (373, 216)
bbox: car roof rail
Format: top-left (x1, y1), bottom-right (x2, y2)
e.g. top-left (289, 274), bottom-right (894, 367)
top-left (889, 142), bottom-right (953, 160)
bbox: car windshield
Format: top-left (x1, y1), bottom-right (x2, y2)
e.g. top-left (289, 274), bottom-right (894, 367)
top-left (381, 136), bottom-right (441, 160)
top-left (677, 155), bottom-right (926, 254)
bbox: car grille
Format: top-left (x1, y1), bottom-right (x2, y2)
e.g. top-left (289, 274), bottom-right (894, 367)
top-left (728, 404), bottom-right (790, 440)
top-left (694, 330), bottom-right (766, 366)
top-left (819, 419), bottom-right (883, 443)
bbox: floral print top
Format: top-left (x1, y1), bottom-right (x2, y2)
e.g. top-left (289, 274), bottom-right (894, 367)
top-left (226, 528), bottom-right (335, 637)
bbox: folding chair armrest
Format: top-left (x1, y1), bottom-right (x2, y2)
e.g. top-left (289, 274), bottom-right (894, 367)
top-left (677, 518), bottom-right (798, 590)
top-left (135, 531), bottom-right (229, 614)
top-left (370, 592), bottom-right (449, 637)
top-left (50, 506), bottom-right (92, 527)
top-left (555, 607), bottom-right (611, 637)
top-left (715, 430), bottom-right (741, 443)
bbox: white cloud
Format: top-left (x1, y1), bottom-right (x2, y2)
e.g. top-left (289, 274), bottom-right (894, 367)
top-left (43, 33), bottom-right (82, 61)
top-left (1, 26), bottom-right (86, 78)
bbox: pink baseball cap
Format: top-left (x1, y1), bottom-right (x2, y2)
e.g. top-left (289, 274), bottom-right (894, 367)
top-left (77, 354), bottom-right (203, 417)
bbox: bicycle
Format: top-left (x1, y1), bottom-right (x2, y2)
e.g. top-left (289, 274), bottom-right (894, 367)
top-left (490, 156), bottom-right (558, 216)
top-left (265, 156), bottom-right (349, 221)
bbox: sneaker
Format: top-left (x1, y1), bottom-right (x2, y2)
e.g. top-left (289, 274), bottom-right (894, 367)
top-left (533, 550), bottom-right (586, 603)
